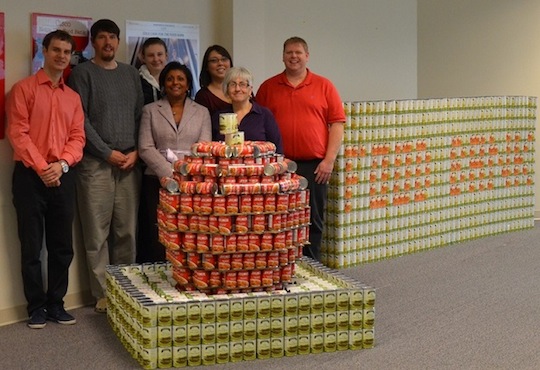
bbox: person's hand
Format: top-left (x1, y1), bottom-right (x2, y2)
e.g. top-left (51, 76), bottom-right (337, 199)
top-left (118, 150), bottom-right (139, 171)
top-left (107, 150), bottom-right (128, 168)
top-left (39, 163), bottom-right (62, 187)
top-left (314, 159), bottom-right (334, 184)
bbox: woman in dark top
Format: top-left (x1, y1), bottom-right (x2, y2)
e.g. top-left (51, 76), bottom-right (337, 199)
top-left (194, 45), bottom-right (233, 116)
top-left (211, 66), bottom-right (283, 154)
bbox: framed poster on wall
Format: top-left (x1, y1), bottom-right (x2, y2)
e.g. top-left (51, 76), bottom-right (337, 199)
top-left (31, 13), bottom-right (93, 78)
top-left (126, 20), bottom-right (200, 94)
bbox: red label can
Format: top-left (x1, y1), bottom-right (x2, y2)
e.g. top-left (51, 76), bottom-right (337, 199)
top-left (239, 194), bottom-right (252, 213)
top-left (225, 235), bottom-right (237, 252)
top-left (187, 252), bottom-right (201, 269)
top-left (288, 193), bottom-right (297, 210)
top-left (273, 269), bottom-right (281, 285)
top-left (281, 265), bottom-right (292, 282)
top-left (252, 194), bottom-right (264, 213)
top-left (183, 232), bottom-right (197, 251)
top-left (285, 230), bottom-right (294, 247)
top-left (208, 215), bottom-right (219, 233)
top-left (211, 235), bottom-right (225, 253)
top-left (248, 234), bottom-right (261, 251)
top-left (188, 214), bottom-right (199, 232)
top-left (273, 233), bottom-right (286, 250)
top-left (267, 251), bottom-right (279, 268)
top-left (173, 267), bottom-right (191, 285)
top-left (180, 194), bottom-right (193, 213)
top-left (235, 215), bottom-right (250, 234)
top-left (198, 215), bottom-right (209, 232)
top-left (196, 233), bottom-right (210, 252)
top-left (193, 270), bottom-right (210, 289)
top-left (261, 270), bottom-right (274, 287)
top-left (243, 252), bottom-right (255, 269)
top-left (264, 194), bottom-right (276, 212)
top-left (226, 195), bottom-right (239, 214)
top-left (267, 214), bottom-right (282, 231)
top-left (236, 234), bottom-right (249, 252)
top-left (237, 271), bottom-right (250, 288)
top-left (218, 254), bottom-right (231, 270)
top-left (202, 253), bottom-right (217, 270)
top-left (218, 216), bottom-right (233, 235)
top-left (225, 271), bottom-right (237, 288)
top-left (260, 234), bottom-right (273, 251)
top-left (177, 213), bottom-right (189, 232)
top-left (289, 247), bottom-right (296, 263)
top-left (276, 194), bottom-right (289, 212)
top-left (200, 194), bottom-right (213, 214)
top-left (249, 270), bottom-right (261, 287)
top-left (209, 271), bottom-right (222, 288)
top-left (255, 252), bottom-right (267, 269)
top-left (231, 253), bottom-right (243, 269)
top-left (252, 214), bottom-right (266, 233)
top-left (192, 194), bottom-right (202, 213)
top-left (279, 250), bottom-right (289, 266)
top-left (213, 196), bottom-right (226, 214)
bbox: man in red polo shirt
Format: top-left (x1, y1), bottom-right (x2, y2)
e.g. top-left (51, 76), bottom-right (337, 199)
top-left (257, 36), bottom-right (345, 261)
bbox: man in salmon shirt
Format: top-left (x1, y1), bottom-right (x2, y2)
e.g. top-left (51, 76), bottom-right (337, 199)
top-left (6, 30), bottom-right (86, 329)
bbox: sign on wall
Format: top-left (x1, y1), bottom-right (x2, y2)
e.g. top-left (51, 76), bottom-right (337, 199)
top-left (126, 20), bottom-right (200, 95)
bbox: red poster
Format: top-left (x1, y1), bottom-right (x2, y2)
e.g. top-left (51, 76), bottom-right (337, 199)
top-left (31, 13), bottom-right (93, 79)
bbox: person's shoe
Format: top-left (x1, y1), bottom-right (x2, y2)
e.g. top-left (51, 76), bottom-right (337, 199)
top-left (47, 306), bottom-right (76, 325)
top-left (95, 297), bottom-right (107, 313)
top-left (28, 308), bottom-right (47, 329)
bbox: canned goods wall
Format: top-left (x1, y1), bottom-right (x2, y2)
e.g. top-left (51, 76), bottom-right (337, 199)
top-left (324, 96), bottom-right (536, 268)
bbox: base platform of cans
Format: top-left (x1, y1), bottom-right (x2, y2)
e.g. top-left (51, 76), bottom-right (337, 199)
top-left (105, 258), bottom-right (375, 369)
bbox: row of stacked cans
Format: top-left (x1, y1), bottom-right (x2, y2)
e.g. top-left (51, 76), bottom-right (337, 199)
top-left (322, 96), bottom-right (536, 268)
top-left (157, 141), bottom-right (311, 294)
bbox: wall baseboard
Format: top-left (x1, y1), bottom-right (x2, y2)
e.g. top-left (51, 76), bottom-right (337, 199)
top-left (0, 290), bottom-right (94, 327)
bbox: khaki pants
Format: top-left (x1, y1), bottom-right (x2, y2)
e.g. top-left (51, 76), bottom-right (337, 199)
top-left (76, 155), bottom-right (141, 299)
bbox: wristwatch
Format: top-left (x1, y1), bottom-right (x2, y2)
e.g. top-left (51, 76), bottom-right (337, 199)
top-left (59, 160), bottom-right (69, 174)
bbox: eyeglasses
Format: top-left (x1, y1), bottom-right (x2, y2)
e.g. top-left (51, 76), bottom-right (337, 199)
top-left (227, 81), bottom-right (250, 89)
top-left (208, 57), bottom-right (230, 64)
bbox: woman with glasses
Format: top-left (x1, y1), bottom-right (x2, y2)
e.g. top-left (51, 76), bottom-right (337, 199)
top-left (211, 67), bottom-right (283, 154)
top-left (195, 45), bottom-right (233, 116)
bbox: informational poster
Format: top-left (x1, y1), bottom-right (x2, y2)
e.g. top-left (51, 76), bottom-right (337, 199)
top-left (0, 12), bottom-right (4, 139)
top-left (31, 13), bottom-right (93, 77)
top-left (126, 20), bottom-right (200, 95)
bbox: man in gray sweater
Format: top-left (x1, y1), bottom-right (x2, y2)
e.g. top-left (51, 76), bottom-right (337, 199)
top-left (68, 19), bottom-right (144, 313)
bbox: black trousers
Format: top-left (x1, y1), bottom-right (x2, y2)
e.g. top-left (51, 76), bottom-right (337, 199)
top-left (12, 162), bottom-right (76, 315)
top-left (136, 175), bottom-right (166, 263)
top-left (295, 159), bottom-right (328, 262)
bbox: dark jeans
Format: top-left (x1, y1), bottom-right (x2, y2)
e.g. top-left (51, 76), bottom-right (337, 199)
top-left (137, 175), bottom-right (166, 263)
top-left (295, 159), bottom-right (328, 262)
top-left (12, 162), bottom-right (76, 315)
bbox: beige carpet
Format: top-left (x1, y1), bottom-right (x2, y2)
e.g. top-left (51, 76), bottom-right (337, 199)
top-left (1, 222), bottom-right (540, 369)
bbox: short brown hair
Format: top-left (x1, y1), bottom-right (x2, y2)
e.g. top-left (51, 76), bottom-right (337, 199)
top-left (42, 30), bottom-right (75, 51)
top-left (283, 37), bottom-right (308, 53)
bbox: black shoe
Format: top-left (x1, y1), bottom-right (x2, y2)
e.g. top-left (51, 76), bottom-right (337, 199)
top-left (28, 308), bottom-right (47, 329)
top-left (47, 306), bottom-right (76, 325)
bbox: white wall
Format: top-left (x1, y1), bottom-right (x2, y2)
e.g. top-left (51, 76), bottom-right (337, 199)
top-left (232, 0), bottom-right (418, 101)
top-left (0, 0), bottom-right (418, 325)
top-left (418, 0), bottom-right (540, 217)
